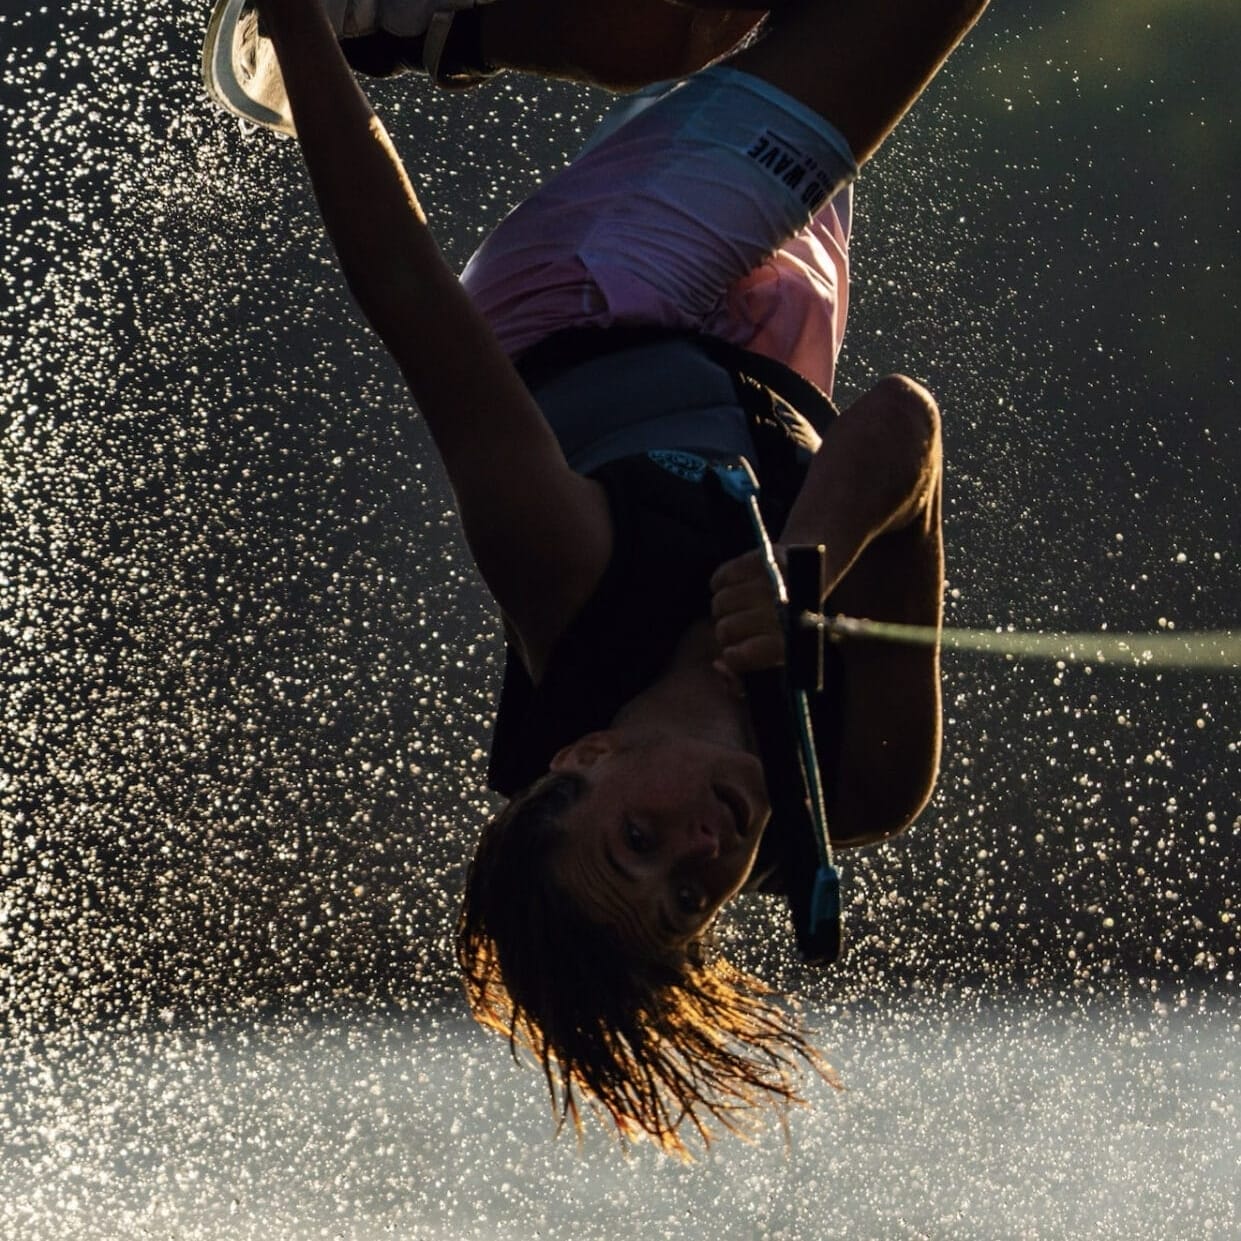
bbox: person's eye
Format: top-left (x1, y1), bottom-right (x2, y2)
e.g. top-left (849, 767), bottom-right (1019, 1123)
top-left (624, 819), bottom-right (652, 854)
top-left (675, 883), bottom-right (707, 915)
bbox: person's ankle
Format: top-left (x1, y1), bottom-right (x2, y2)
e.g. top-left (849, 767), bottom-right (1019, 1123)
top-left (339, 29), bottom-right (426, 77)
top-left (429, 7), bottom-right (497, 87)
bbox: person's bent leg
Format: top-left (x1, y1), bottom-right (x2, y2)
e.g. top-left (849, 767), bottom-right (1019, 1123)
top-left (478, 0), bottom-right (765, 90)
top-left (339, 0), bottom-right (767, 91)
top-left (728, 0), bottom-right (991, 163)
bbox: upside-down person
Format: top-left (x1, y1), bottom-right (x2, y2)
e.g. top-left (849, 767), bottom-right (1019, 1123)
top-left (222, 0), bottom-right (989, 1156)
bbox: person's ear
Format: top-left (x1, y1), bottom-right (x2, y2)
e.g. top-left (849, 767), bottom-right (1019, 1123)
top-left (549, 731), bottom-right (618, 773)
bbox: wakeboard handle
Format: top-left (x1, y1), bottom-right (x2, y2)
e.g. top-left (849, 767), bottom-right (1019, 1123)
top-left (708, 458), bottom-right (843, 965)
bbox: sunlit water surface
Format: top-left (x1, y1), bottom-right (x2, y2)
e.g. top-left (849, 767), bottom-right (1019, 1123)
top-left (4, 997), bottom-right (1237, 1240)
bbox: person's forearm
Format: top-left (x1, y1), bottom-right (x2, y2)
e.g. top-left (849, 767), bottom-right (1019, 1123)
top-left (256, 0), bottom-right (461, 367)
top-left (255, 0), bottom-right (573, 538)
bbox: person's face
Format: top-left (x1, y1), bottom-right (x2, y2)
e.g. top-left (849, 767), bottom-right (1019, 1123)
top-left (549, 731), bottom-right (769, 954)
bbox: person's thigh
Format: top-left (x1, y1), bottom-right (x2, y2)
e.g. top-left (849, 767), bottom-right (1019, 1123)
top-left (727, 0), bottom-right (990, 162)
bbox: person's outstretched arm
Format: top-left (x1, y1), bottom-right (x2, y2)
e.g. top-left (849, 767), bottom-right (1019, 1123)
top-left (255, 0), bottom-right (611, 651)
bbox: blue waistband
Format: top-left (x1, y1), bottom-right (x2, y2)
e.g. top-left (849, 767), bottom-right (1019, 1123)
top-left (526, 338), bottom-right (758, 475)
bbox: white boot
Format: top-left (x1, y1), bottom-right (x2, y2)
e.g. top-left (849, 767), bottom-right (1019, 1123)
top-left (202, 0), bottom-right (497, 137)
top-left (202, 0), bottom-right (296, 135)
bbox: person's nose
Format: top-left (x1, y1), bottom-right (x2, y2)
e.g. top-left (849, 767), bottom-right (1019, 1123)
top-left (676, 820), bottom-right (721, 862)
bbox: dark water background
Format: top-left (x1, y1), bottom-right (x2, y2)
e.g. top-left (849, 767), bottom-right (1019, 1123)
top-left (2, 0), bottom-right (1238, 1231)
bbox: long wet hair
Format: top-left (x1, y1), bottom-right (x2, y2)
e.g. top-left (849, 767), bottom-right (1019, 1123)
top-left (456, 771), bottom-right (837, 1159)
